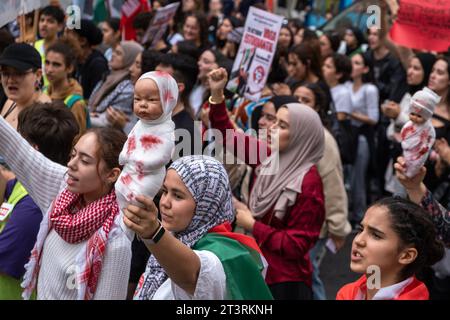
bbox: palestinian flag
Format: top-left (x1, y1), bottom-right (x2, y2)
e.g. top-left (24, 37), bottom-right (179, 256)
top-left (193, 222), bottom-right (273, 300)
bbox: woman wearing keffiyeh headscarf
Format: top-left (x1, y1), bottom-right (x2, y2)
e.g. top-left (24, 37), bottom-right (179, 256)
top-left (207, 67), bottom-right (326, 300)
top-left (124, 155), bottom-right (273, 300)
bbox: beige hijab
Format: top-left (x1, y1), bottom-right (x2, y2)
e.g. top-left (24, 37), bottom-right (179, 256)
top-left (89, 41), bottom-right (143, 111)
top-left (249, 103), bottom-right (324, 220)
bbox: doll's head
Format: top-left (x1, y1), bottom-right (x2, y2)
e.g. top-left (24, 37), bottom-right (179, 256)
top-left (351, 197), bottom-right (444, 286)
top-left (408, 87), bottom-right (441, 124)
top-left (134, 71), bottom-right (178, 123)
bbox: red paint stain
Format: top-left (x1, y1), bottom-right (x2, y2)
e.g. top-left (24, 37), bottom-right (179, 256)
top-left (127, 135), bottom-right (136, 155)
top-left (140, 135), bottom-right (162, 150)
top-left (154, 71), bottom-right (169, 78)
top-left (401, 125), bottom-right (415, 141)
top-left (121, 173), bottom-right (132, 186)
top-left (136, 161), bottom-right (144, 175)
top-left (420, 129), bottom-right (428, 141)
top-left (163, 89), bottom-right (174, 104)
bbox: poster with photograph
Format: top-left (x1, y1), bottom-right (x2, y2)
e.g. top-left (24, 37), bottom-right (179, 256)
top-left (0, 0), bottom-right (44, 28)
top-left (142, 1), bottom-right (180, 48)
top-left (226, 6), bottom-right (284, 101)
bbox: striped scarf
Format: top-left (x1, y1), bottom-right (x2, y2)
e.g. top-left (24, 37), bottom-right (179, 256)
top-left (21, 188), bottom-right (119, 300)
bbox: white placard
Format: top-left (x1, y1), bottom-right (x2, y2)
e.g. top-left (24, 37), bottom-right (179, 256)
top-left (226, 6), bottom-right (284, 102)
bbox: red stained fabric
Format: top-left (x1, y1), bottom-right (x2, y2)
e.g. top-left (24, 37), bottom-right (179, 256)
top-left (140, 135), bottom-right (162, 150)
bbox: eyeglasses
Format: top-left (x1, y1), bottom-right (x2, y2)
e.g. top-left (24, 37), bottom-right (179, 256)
top-left (0, 70), bottom-right (34, 80)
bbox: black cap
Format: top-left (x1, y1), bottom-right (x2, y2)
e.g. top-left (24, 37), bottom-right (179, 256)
top-left (73, 19), bottom-right (103, 46)
top-left (0, 43), bottom-right (41, 71)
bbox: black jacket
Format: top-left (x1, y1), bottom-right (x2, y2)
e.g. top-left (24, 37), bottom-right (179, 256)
top-left (75, 49), bottom-right (109, 100)
top-left (364, 50), bottom-right (408, 104)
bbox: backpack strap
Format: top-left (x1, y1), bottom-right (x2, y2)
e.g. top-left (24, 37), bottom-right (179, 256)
top-left (64, 94), bottom-right (83, 109)
top-left (64, 94), bottom-right (92, 129)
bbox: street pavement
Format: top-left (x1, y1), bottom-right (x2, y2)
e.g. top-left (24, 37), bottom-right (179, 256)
top-left (319, 232), bottom-right (360, 300)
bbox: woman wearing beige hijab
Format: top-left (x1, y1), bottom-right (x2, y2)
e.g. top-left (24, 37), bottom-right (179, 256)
top-left (88, 41), bottom-right (143, 128)
top-left (207, 67), bottom-right (325, 300)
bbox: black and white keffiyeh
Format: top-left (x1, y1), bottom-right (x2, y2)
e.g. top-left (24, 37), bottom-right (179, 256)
top-left (135, 155), bottom-right (234, 299)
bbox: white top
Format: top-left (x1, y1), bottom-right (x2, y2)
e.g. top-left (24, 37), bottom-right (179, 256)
top-left (37, 229), bottom-right (131, 300)
top-left (168, 33), bottom-right (184, 46)
top-left (152, 250), bottom-right (227, 300)
top-left (189, 84), bottom-right (207, 118)
top-left (330, 84), bottom-right (352, 115)
top-left (345, 81), bottom-right (379, 127)
top-left (386, 92), bottom-right (411, 141)
top-left (0, 116), bottom-right (133, 300)
top-left (354, 277), bottom-right (414, 300)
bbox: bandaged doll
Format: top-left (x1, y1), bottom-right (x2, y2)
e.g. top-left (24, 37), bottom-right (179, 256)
top-left (400, 87), bottom-right (441, 178)
top-left (116, 71), bottom-right (178, 209)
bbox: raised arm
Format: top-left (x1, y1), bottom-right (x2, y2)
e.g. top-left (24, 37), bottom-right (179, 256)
top-left (395, 157), bottom-right (450, 246)
top-left (123, 196), bottom-right (202, 296)
top-left (0, 116), bottom-right (66, 211)
top-left (381, 0), bottom-right (413, 70)
top-left (207, 68), bottom-right (271, 168)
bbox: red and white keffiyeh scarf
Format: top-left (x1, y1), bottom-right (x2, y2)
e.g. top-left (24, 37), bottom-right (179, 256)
top-left (21, 188), bottom-right (119, 300)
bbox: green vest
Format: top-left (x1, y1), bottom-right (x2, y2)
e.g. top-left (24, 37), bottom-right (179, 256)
top-left (0, 181), bottom-right (28, 300)
top-left (0, 181), bottom-right (27, 234)
top-left (34, 39), bottom-right (49, 88)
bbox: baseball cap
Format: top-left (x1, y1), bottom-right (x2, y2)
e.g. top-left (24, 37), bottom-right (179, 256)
top-left (0, 43), bottom-right (41, 71)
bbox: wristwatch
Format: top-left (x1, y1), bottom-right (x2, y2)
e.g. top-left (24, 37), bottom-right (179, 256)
top-left (140, 221), bottom-right (165, 245)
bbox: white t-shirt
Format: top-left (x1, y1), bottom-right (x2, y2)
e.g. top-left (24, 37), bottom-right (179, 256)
top-left (189, 84), bottom-right (207, 118)
top-left (152, 250), bottom-right (227, 300)
top-left (345, 81), bottom-right (379, 127)
top-left (330, 84), bottom-right (352, 115)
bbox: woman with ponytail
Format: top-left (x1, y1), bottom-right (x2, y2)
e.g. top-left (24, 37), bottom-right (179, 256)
top-left (337, 197), bottom-right (445, 300)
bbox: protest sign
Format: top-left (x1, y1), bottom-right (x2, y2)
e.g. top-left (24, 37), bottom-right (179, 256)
top-left (389, 0), bottom-right (450, 52)
top-left (142, 1), bottom-right (180, 47)
top-left (0, 0), bottom-right (47, 29)
top-left (226, 6), bottom-right (284, 102)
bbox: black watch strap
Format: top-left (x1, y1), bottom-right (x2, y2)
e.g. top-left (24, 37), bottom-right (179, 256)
top-left (141, 221), bottom-right (165, 245)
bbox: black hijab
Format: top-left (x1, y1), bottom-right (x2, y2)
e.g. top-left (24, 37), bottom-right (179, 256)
top-left (409, 53), bottom-right (436, 95)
